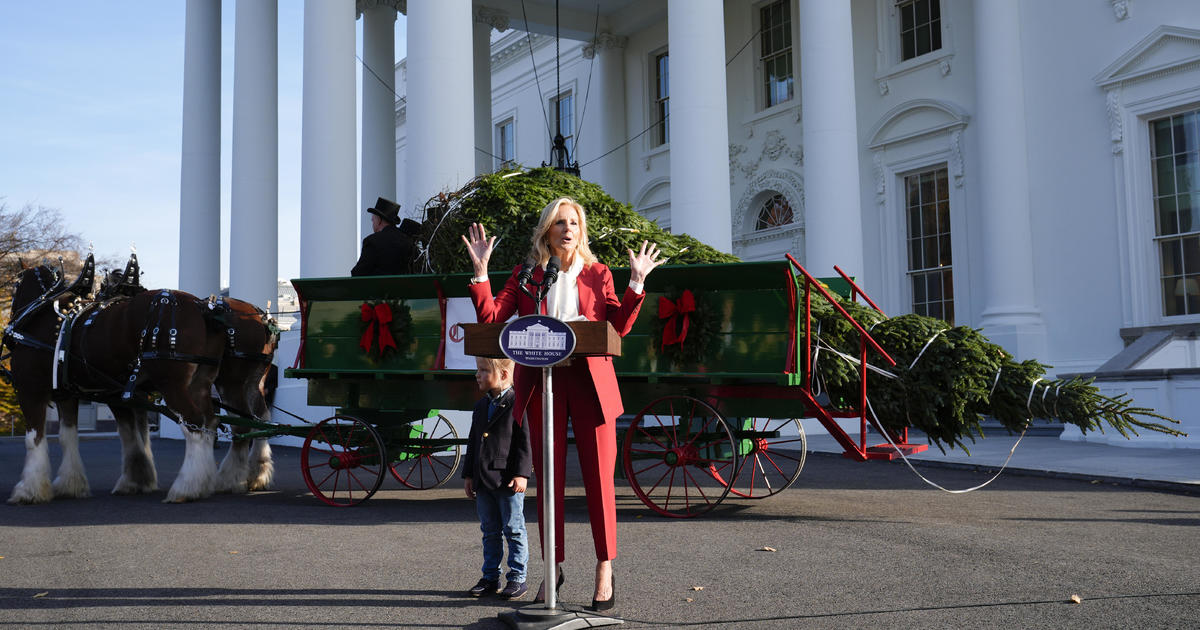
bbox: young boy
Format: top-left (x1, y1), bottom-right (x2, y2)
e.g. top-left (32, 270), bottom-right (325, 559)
top-left (463, 356), bottom-right (531, 599)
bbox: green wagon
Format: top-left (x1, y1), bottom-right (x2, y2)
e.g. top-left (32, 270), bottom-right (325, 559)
top-left (284, 259), bottom-right (923, 515)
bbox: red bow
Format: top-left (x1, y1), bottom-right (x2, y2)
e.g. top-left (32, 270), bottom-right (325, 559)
top-left (359, 302), bottom-right (397, 356)
top-left (658, 290), bottom-right (695, 350)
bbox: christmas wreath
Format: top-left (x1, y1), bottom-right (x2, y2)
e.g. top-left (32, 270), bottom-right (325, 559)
top-left (358, 299), bottom-right (413, 359)
top-left (653, 287), bottom-right (721, 366)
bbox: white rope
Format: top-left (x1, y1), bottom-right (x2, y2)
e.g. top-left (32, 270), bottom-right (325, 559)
top-left (909, 328), bottom-right (948, 370)
top-left (1026, 378), bottom-right (1043, 415)
top-left (817, 338), bottom-right (1026, 494)
top-left (866, 398), bottom-right (1027, 494)
top-left (815, 339), bottom-right (899, 380)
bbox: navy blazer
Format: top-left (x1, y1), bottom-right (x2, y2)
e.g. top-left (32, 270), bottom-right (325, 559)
top-left (462, 389), bottom-right (532, 491)
top-left (350, 225), bottom-right (415, 276)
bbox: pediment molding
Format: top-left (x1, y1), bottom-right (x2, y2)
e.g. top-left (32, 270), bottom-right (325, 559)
top-left (866, 99), bottom-right (969, 150)
top-left (1095, 25), bottom-right (1200, 88)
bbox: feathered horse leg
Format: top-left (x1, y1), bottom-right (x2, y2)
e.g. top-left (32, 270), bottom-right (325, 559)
top-left (52, 398), bottom-right (91, 498)
top-left (111, 406), bottom-right (158, 495)
top-left (8, 397), bottom-right (53, 504)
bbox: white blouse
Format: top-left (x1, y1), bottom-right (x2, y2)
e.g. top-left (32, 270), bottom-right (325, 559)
top-left (546, 257), bottom-right (587, 321)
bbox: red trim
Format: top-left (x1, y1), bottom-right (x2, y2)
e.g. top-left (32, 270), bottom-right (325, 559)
top-left (784, 265), bottom-right (797, 375)
top-left (293, 296), bottom-right (309, 369)
top-left (434, 280), bottom-right (447, 370)
top-left (833, 265), bottom-right (885, 315)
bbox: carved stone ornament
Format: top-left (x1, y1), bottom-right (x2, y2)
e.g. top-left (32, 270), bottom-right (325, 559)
top-left (1106, 88), bottom-right (1124, 154)
top-left (878, 80), bottom-right (890, 96)
top-left (732, 169), bottom-right (806, 237)
top-left (729, 130), bottom-right (803, 181)
top-left (582, 33), bottom-right (628, 59)
top-left (949, 129), bottom-right (965, 187)
top-left (1111, 0), bottom-right (1131, 21)
top-left (873, 153), bottom-right (886, 205)
top-left (939, 58), bottom-right (952, 76)
top-left (356, 0), bottom-right (405, 18)
top-left (474, 6), bottom-right (511, 32)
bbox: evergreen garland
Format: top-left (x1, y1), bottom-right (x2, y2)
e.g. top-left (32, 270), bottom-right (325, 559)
top-left (415, 167), bottom-right (740, 273)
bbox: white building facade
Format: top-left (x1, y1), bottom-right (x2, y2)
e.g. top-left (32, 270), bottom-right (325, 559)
top-left (182, 0), bottom-right (1200, 447)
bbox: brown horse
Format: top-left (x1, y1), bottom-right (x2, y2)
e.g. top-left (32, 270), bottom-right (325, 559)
top-left (4, 258), bottom-right (227, 503)
top-left (209, 296), bottom-right (279, 494)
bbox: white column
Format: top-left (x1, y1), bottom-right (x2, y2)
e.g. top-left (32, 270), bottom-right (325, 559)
top-left (973, 0), bottom-right (1044, 359)
top-left (361, 3), bottom-right (398, 240)
top-left (300, 0), bottom-right (357, 278)
top-left (667, 0), bottom-right (731, 252)
top-left (230, 0), bottom-right (278, 310)
top-left (799, 0), bottom-right (864, 279)
top-left (178, 0), bottom-right (220, 295)
top-left (406, 0), bottom-right (475, 217)
top-left (581, 33), bottom-right (629, 202)
top-left (472, 12), bottom-right (493, 175)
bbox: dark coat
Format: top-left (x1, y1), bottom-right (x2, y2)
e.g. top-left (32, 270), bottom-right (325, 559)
top-left (350, 225), bottom-right (415, 276)
top-left (462, 388), bottom-right (532, 491)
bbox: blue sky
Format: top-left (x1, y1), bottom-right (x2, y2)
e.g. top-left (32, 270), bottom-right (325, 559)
top-left (0, 1), bottom-right (405, 291)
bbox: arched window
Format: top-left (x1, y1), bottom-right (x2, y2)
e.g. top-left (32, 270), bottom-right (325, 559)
top-left (756, 194), bottom-right (794, 230)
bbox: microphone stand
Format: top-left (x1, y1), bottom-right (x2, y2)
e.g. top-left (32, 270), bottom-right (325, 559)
top-left (501, 258), bottom-right (620, 630)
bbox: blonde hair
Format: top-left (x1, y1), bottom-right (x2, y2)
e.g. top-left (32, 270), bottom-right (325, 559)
top-left (528, 197), bottom-right (598, 267)
top-left (476, 356), bottom-right (515, 377)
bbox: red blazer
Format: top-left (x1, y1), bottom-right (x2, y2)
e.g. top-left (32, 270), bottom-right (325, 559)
top-left (468, 262), bottom-right (644, 425)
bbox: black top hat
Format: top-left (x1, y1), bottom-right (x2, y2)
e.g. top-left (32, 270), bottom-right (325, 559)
top-left (368, 197), bottom-right (402, 225)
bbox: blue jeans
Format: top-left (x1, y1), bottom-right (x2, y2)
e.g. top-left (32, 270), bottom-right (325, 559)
top-left (475, 484), bottom-right (528, 583)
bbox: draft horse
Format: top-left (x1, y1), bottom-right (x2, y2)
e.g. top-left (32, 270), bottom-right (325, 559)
top-left (92, 256), bottom-right (280, 496)
top-left (4, 256), bottom-right (227, 503)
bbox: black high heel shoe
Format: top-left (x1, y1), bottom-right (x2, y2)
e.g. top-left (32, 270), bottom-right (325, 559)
top-left (533, 564), bottom-right (565, 603)
top-left (587, 572), bottom-right (615, 612)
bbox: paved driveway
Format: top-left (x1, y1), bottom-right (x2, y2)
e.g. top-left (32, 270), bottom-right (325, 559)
top-left (1, 437), bottom-right (1197, 629)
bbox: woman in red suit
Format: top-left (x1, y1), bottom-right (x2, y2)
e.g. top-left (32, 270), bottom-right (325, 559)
top-left (463, 197), bottom-right (662, 610)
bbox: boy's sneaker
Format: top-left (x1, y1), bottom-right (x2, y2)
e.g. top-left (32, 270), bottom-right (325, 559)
top-left (468, 578), bottom-right (500, 597)
top-left (499, 581), bottom-right (528, 600)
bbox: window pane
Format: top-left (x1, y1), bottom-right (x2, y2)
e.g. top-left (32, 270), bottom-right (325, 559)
top-left (939, 234), bottom-right (953, 266)
top-left (928, 271), bottom-right (942, 300)
top-left (902, 32), bottom-right (916, 60)
top-left (1156, 157), bottom-right (1176, 195)
top-left (936, 170), bottom-right (949, 200)
top-left (1158, 195), bottom-right (1179, 235)
top-left (922, 204), bottom-right (938, 236)
top-left (1161, 239), bottom-right (1182, 276)
top-left (916, 25), bottom-right (931, 56)
top-left (927, 301), bottom-right (943, 321)
top-left (901, 3), bottom-right (914, 31)
top-left (916, 0), bottom-right (929, 24)
top-left (931, 24), bottom-right (942, 55)
top-left (913, 274), bottom-right (926, 303)
top-left (1174, 115), bottom-right (1190, 152)
top-left (930, 0), bottom-right (941, 22)
top-left (942, 269), bottom-right (954, 300)
top-left (1178, 157), bottom-right (1198, 194)
top-left (1153, 119), bottom-right (1174, 157)
top-left (937, 200), bottom-right (950, 232)
top-left (909, 238), bottom-right (922, 269)
top-left (1164, 277), bottom-right (1182, 316)
top-left (1184, 236), bottom-right (1200, 274)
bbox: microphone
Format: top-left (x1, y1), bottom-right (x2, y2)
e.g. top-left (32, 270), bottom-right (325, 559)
top-left (515, 259), bottom-right (535, 286)
top-left (515, 259), bottom-right (536, 300)
top-left (543, 256), bottom-right (561, 290)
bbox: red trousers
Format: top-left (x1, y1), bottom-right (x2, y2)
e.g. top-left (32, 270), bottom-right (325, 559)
top-left (523, 361), bottom-right (617, 563)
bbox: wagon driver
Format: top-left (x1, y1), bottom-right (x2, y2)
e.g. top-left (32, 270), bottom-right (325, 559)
top-left (462, 197), bottom-right (662, 610)
top-left (351, 196), bottom-right (418, 276)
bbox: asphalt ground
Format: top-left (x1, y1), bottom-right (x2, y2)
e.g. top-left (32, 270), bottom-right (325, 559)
top-left (1, 437), bottom-right (1198, 629)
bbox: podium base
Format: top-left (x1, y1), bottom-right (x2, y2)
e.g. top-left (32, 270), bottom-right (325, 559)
top-left (498, 603), bottom-right (623, 629)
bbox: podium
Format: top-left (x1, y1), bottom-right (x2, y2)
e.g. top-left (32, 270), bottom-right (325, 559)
top-left (462, 319), bottom-right (623, 630)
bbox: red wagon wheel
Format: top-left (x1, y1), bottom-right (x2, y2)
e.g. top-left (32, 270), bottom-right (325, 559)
top-left (622, 395), bottom-right (738, 518)
top-left (389, 414), bottom-right (463, 489)
top-left (725, 417), bottom-right (807, 499)
top-left (301, 415), bottom-right (387, 507)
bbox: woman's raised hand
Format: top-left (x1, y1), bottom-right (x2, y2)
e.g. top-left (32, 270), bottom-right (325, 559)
top-left (628, 240), bottom-right (664, 284)
top-left (461, 222), bottom-right (496, 277)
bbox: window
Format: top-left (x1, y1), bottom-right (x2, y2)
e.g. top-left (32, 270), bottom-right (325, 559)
top-left (551, 92), bottom-right (574, 161)
top-left (1151, 109), bottom-right (1200, 316)
top-left (905, 167), bottom-right (953, 323)
top-left (898, 0), bottom-right (941, 61)
top-left (495, 118), bottom-right (515, 170)
top-left (759, 0), bottom-right (793, 109)
top-left (756, 194), bottom-right (794, 230)
top-left (653, 52), bottom-right (669, 146)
